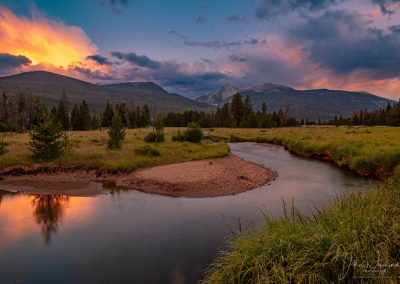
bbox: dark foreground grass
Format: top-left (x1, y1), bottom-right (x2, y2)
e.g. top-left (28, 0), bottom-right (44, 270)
top-left (203, 169), bottom-right (400, 283)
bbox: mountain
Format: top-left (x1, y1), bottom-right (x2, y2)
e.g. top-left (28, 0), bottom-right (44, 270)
top-left (197, 84), bottom-right (238, 105)
top-left (199, 83), bottom-right (394, 120)
top-left (0, 71), bottom-right (213, 114)
top-left (103, 82), bottom-right (213, 113)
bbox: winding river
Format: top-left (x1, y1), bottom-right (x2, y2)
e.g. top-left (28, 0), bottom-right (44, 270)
top-left (0, 143), bottom-right (374, 284)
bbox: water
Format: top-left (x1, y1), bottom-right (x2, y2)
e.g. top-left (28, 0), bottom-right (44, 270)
top-left (0, 143), bottom-right (374, 284)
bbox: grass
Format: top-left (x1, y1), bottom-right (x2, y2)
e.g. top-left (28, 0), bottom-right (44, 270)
top-left (202, 126), bottom-right (400, 283)
top-left (209, 126), bottom-right (400, 176)
top-left (202, 169), bottom-right (400, 283)
top-left (0, 128), bottom-right (230, 172)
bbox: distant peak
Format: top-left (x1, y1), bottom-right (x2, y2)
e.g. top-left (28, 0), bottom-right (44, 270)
top-left (250, 82), bottom-right (293, 91)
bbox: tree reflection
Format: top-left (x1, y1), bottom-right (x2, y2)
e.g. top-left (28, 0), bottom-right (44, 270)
top-left (31, 195), bottom-right (69, 244)
top-left (0, 190), bottom-right (17, 207)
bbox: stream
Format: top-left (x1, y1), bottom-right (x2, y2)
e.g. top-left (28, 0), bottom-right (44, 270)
top-left (0, 143), bottom-right (374, 284)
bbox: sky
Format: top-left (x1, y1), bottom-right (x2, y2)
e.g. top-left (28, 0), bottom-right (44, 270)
top-left (0, 0), bottom-right (399, 99)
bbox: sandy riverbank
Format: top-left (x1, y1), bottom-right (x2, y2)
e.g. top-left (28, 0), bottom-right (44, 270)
top-left (0, 155), bottom-right (277, 197)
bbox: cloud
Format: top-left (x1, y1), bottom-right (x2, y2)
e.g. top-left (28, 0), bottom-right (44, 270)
top-left (287, 10), bottom-right (400, 79)
top-left (0, 6), bottom-right (97, 69)
top-left (169, 31), bottom-right (267, 50)
top-left (105, 0), bottom-right (134, 13)
top-left (371, 0), bottom-right (400, 14)
top-left (111, 51), bottom-right (161, 69)
top-left (200, 58), bottom-right (213, 64)
top-left (229, 54), bottom-right (248, 62)
top-left (87, 54), bottom-right (112, 65)
top-left (196, 16), bottom-right (206, 24)
top-left (0, 53), bottom-right (31, 73)
top-left (168, 30), bottom-right (188, 40)
top-left (255, 0), bottom-right (340, 20)
top-left (227, 13), bottom-right (248, 22)
top-left (104, 51), bottom-right (232, 97)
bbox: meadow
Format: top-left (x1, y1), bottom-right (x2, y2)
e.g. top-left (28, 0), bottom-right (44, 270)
top-left (209, 126), bottom-right (400, 176)
top-left (0, 128), bottom-right (229, 172)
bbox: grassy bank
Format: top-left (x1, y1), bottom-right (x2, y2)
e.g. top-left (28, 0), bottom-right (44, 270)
top-left (203, 126), bottom-right (400, 283)
top-left (0, 128), bottom-right (229, 172)
top-left (203, 169), bottom-right (400, 283)
top-left (209, 126), bottom-right (400, 176)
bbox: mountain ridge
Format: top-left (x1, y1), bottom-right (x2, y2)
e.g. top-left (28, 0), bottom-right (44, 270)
top-left (197, 83), bottom-right (394, 120)
top-left (0, 71), bottom-right (213, 114)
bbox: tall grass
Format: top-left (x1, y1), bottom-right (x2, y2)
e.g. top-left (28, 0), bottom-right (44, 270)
top-left (203, 168), bottom-right (400, 283)
top-left (210, 126), bottom-right (400, 176)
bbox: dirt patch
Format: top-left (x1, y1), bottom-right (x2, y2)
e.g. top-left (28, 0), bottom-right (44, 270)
top-left (0, 155), bottom-right (277, 198)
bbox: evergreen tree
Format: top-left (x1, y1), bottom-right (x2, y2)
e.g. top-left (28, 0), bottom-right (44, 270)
top-left (70, 104), bottom-right (80, 131)
top-left (56, 92), bottom-right (70, 130)
top-left (108, 110), bottom-right (125, 150)
top-left (91, 115), bottom-right (100, 130)
top-left (101, 101), bottom-right (114, 127)
top-left (141, 104), bottom-right (151, 127)
top-left (29, 112), bottom-right (65, 160)
top-left (79, 100), bottom-right (92, 130)
top-left (230, 93), bottom-right (244, 127)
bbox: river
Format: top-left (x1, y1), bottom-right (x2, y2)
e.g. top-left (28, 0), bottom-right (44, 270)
top-left (0, 143), bottom-right (374, 284)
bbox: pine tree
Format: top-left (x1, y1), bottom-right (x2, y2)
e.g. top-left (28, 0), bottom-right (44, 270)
top-left (141, 105), bottom-right (151, 127)
top-left (230, 93), bottom-right (244, 127)
top-left (108, 110), bottom-right (125, 150)
top-left (29, 112), bottom-right (65, 160)
top-left (101, 101), bottom-right (114, 127)
top-left (70, 104), bottom-right (80, 130)
top-left (56, 92), bottom-right (70, 130)
top-left (79, 100), bottom-right (92, 130)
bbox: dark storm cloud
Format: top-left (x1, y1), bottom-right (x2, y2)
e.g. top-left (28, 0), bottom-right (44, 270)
top-left (111, 51), bottom-right (161, 69)
top-left (229, 54), bottom-right (248, 62)
top-left (287, 10), bottom-right (400, 79)
top-left (255, 0), bottom-right (340, 20)
top-left (371, 0), bottom-right (400, 14)
top-left (0, 53), bottom-right (31, 73)
top-left (87, 54), bottom-right (112, 65)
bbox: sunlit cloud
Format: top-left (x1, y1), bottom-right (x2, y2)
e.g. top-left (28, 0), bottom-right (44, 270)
top-left (0, 6), bottom-right (97, 69)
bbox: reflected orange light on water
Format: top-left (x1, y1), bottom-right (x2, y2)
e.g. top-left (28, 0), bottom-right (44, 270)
top-left (0, 194), bottom-right (98, 247)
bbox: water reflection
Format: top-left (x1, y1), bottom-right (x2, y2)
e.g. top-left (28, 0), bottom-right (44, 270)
top-left (0, 190), bottom-right (16, 206)
top-left (31, 195), bottom-right (69, 244)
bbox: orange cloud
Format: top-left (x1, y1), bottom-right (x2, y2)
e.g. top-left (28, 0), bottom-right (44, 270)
top-left (0, 6), bottom-right (97, 69)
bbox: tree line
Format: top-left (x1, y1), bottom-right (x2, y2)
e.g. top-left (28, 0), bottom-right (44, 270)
top-left (164, 93), bottom-right (299, 128)
top-left (0, 92), bottom-right (152, 132)
top-left (327, 100), bottom-right (400, 126)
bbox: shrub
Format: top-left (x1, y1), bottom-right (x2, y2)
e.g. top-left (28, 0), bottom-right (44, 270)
top-left (172, 123), bottom-right (203, 143)
top-left (172, 130), bottom-right (186, 142)
top-left (108, 111), bottom-right (125, 150)
top-left (0, 140), bottom-right (8, 155)
top-left (144, 131), bottom-right (164, 143)
top-left (185, 123), bottom-right (203, 143)
top-left (134, 145), bottom-right (161, 156)
top-left (144, 115), bottom-right (166, 143)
